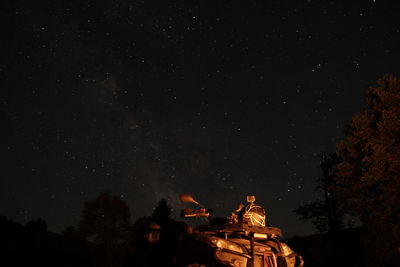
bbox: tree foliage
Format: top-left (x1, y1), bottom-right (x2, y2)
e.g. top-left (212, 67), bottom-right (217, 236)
top-left (127, 198), bottom-right (182, 267)
top-left (79, 192), bottom-right (131, 267)
top-left (152, 198), bottom-right (172, 225)
top-left (25, 218), bottom-right (47, 232)
top-left (294, 153), bottom-right (343, 233)
top-left (335, 74), bottom-right (400, 261)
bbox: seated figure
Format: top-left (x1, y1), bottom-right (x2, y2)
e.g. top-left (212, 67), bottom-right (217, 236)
top-left (229, 195), bottom-right (267, 227)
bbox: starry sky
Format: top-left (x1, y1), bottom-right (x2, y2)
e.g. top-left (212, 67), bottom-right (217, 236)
top-left (2, 0), bottom-right (400, 237)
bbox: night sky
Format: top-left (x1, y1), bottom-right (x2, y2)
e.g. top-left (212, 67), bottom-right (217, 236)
top-left (2, 0), bottom-right (400, 237)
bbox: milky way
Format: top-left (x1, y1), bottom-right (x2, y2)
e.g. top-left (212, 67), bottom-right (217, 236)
top-left (2, 0), bottom-right (400, 237)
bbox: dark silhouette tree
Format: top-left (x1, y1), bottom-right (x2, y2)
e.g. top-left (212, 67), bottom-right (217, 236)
top-left (151, 198), bottom-right (172, 225)
top-left (79, 192), bottom-right (131, 267)
top-left (25, 218), bottom-right (48, 233)
top-left (126, 198), bottom-right (177, 267)
top-left (294, 153), bottom-right (343, 233)
top-left (62, 226), bottom-right (93, 267)
top-left (335, 74), bottom-right (400, 264)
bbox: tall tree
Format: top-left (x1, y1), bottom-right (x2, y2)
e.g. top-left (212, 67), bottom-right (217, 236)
top-left (294, 153), bottom-right (343, 233)
top-left (335, 74), bottom-right (400, 263)
top-left (152, 198), bottom-right (172, 225)
top-left (128, 199), bottom-right (181, 267)
top-left (79, 192), bottom-right (131, 267)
